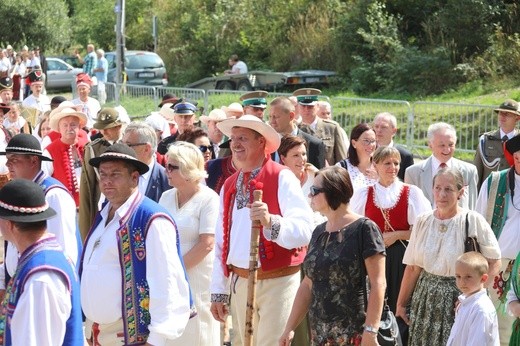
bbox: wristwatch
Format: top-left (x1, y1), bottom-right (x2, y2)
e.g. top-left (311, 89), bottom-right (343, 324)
top-left (364, 325), bottom-right (378, 334)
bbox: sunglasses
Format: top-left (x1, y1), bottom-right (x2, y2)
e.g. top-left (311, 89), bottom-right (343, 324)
top-left (309, 185), bottom-right (325, 197)
top-left (166, 164), bottom-right (180, 173)
top-left (199, 145), bottom-right (213, 153)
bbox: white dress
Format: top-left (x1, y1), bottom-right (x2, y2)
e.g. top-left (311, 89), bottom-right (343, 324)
top-left (336, 159), bottom-right (377, 190)
top-left (159, 184), bottom-right (220, 346)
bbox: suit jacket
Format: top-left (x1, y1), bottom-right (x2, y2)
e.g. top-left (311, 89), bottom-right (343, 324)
top-left (297, 130), bottom-right (326, 169)
top-left (473, 129), bottom-right (519, 190)
top-left (299, 118), bottom-right (348, 165)
top-left (145, 161), bottom-right (171, 202)
top-left (404, 156), bottom-right (478, 209)
top-left (395, 144), bottom-right (414, 181)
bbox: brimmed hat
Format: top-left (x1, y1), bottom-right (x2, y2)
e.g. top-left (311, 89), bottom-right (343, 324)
top-left (0, 179), bottom-right (56, 222)
top-left (76, 73), bottom-right (92, 88)
top-left (0, 77), bottom-right (13, 92)
top-left (28, 70), bottom-right (44, 85)
top-left (0, 134), bottom-right (53, 161)
top-left (217, 114), bottom-right (280, 153)
top-left (200, 109), bottom-right (228, 124)
top-left (221, 102), bottom-right (244, 116)
top-left (293, 88), bottom-right (321, 106)
top-left (89, 143), bottom-right (149, 175)
top-left (159, 103), bottom-right (175, 122)
top-left (158, 93), bottom-right (179, 108)
top-left (494, 99), bottom-right (520, 117)
top-left (240, 91), bottom-right (268, 109)
top-left (173, 101), bottom-right (197, 115)
top-left (94, 108), bottom-right (125, 130)
top-left (49, 101), bottom-right (88, 131)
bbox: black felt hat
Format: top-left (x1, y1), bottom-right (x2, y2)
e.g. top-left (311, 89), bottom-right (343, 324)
top-left (0, 179), bottom-right (57, 222)
top-left (505, 134), bottom-right (520, 155)
top-left (0, 134), bottom-right (53, 161)
top-left (89, 143), bottom-right (149, 175)
top-left (0, 77), bottom-right (13, 92)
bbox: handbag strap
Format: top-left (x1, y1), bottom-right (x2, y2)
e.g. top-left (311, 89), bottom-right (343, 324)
top-left (465, 212), bottom-right (469, 239)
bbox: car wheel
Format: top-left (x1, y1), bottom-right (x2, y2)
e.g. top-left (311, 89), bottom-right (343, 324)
top-left (237, 79), bottom-right (253, 91)
top-left (217, 81), bottom-right (235, 90)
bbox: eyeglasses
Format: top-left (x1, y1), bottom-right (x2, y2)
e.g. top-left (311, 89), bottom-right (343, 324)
top-left (199, 145), bottom-right (213, 153)
top-left (359, 139), bottom-right (377, 146)
top-left (125, 142), bottom-right (147, 148)
top-left (166, 164), bottom-right (180, 173)
top-left (309, 185), bottom-right (325, 197)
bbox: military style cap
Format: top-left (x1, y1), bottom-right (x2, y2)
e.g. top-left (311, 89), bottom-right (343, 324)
top-left (240, 91), bottom-right (268, 109)
top-left (293, 88), bottom-right (322, 106)
top-left (94, 108), bottom-right (125, 130)
top-left (28, 70), bottom-right (44, 84)
top-left (173, 101), bottom-right (198, 115)
top-left (0, 77), bottom-right (13, 92)
top-left (494, 99), bottom-right (520, 117)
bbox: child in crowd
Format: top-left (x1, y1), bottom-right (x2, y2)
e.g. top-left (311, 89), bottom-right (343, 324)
top-left (2, 102), bottom-right (30, 134)
top-left (447, 251), bottom-right (499, 346)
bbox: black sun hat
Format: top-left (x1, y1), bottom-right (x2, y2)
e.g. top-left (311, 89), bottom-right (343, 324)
top-left (89, 143), bottom-right (149, 175)
top-left (0, 134), bottom-right (53, 161)
top-left (0, 179), bottom-right (57, 222)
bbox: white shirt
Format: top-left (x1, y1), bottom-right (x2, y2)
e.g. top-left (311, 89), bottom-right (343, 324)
top-left (22, 94), bottom-right (51, 113)
top-left (81, 190), bottom-right (190, 345)
top-left (11, 271), bottom-right (72, 345)
top-left (350, 180), bottom-right (432, 226)
top-left (446, 289), bottom-right (499, 346)
top-left (431, 155), bottom-right (453, 175)
top-left (210, 168), bottom-right (313, 296)
top-left (475, 170), bottom-right (520, 260)
top-left (138, 159), bottom-right (156, 194)
top-left (72, 97), bottom-right (101, 128)
top-left (231, 61), bottom-right (248, 74)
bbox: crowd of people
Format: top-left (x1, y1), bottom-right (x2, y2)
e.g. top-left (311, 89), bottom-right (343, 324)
top-left (0, 47), bottom-right (519, 346)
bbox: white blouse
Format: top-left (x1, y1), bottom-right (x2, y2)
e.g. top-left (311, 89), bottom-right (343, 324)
top-left (336, 159), bottom-right (377, 190)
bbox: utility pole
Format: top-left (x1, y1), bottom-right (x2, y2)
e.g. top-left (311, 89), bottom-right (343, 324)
top-left (152, 15), bottom-right (158, 53)
top-left (114, 0), bottom-right (126, 105)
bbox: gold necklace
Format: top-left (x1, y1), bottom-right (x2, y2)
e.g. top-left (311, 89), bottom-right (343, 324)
top-left (437, 216), bottom-right (455, 233)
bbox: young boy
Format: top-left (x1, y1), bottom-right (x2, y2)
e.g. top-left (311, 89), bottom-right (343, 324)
top-left (447, 251), bottom-right (499, 346)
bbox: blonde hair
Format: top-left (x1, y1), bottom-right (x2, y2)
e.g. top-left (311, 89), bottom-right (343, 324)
top-left (456, 251), bottom-right (488, 276)
top-left (166, 141), bottom-right (207, 181)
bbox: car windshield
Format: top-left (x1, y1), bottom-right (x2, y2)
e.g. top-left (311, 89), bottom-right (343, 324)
top-left (126, 54), bottom-right (163, 69)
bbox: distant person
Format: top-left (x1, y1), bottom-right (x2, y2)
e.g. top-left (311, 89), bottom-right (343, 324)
top-left (224, 54), bottom-right (247, 74)
top-left (240, 90), bottom-right (268, 120)
top-left (0, 77), bottom-right (14, 104)
top-left (316, 100), bottom-right (332, 120)
top-left (93, 49), bottom-right (108, 105)
top-left (71, 73), bottom-right (101, 129)
top-left (222, 102), bottom-right (243, 119)
top-left (75, 44), bottom-right (97, 77)
top-left (21, 69), bottom-right (50, 113)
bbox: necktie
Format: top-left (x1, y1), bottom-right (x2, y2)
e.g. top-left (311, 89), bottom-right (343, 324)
top-left (502, 135), bottom-right (508, 142)
top-left (439, 162), bottom-right (447, 170)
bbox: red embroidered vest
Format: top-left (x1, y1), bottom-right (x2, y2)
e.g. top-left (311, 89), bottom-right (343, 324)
top-left (221, 158), bottom-right (306, 276)
top-left (365, 185), bottom-right (410, 233)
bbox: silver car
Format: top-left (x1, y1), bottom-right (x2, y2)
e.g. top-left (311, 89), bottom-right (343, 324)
top-left (106, 51), bottom-right (168, 86)
top-left (46, 57), bottom-right (83, 90)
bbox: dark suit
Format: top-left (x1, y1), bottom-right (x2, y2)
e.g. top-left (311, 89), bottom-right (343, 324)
top-left (297, 130), bottom-right (326, 169)
top-left (395, 144), bottom-right (414, 181)
top-left (144, 161), bottom-right (171, 202)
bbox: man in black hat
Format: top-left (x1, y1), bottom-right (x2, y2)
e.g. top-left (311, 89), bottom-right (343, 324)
top-left (79, 107), bottom-right (127, 239)
top-left (0, 179), bottom-right (83, 345)
top-left (81, 143), bottom-right (192, 345)
top-left (240, 90), bottom-right (268, 120)
top-left (476, 134), bottom-right (520, 345)
top-left (474, 99), bottom-right (520, 189)
top-left (0, 77), bottom-right (13, 104)
top-left (0, 134), bottom-right (80, 284)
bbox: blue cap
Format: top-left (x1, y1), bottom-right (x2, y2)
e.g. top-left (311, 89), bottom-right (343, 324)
top-left (173, 102), bottom-right (197, 115)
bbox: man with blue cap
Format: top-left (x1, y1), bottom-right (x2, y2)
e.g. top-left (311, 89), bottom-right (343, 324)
top-left (157, 100), bottom-right (198, 155)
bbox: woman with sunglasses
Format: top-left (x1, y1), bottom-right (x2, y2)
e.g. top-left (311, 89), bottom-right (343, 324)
top-left (350, 146), bottom-right (431, 317)
top-left (336, 123), bottom-right (378, 190)
top-left (177, 127), bottom-right (215, 162)
top-left (280, 166), bottom-right (386, 346)
top-left (158, 141), bottom-right (220, 345)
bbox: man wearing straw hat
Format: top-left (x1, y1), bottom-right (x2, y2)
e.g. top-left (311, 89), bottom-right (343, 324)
top-left (200, 108), bottom-right (229, 157)
top-left (0, 179), bottom-right (83, 345)
top-left (81, 143), bottom-right (193, 345)
top-left (210, 115), bottom-right (313, 346)
top-left (0, 134), bottom-right (80, 293)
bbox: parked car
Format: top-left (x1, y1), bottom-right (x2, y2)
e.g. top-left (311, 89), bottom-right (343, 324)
top-left (105, 51), bottom-right (168, 86)
top-left (56, 55), bottom-right (81, 68)
top-left (46, 57), bottom-right (83, 90)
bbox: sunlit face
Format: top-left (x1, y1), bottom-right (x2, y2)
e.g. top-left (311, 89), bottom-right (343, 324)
top-left (429, 130), bottom-right (456, 163)
top-left (39, 119), bottom-right (52, 139)
top-left (0, 90), bottom-right (13, 104)
top-left (122, 131), bottom-right (150, 164)
top-left (98, 161), bottom-right (139, 206)
top-left (455, 262), bottom-right (486, 296)
top-left (195, 135), bottom-right (212, 162)
top-left (298, 104), bottom-right (316, 124)
top-left (30, 83), bottom-right (43, 96)
top-left (309, 174), bottom-right (326, 213)
top-left (58, 116), bottom-right (80, 143)
top-left (373, 117), bottom-right (397, 146)
top-left (165, 158), bottom-right (184, 188)
top-left (101, 125), bottom-right (122, 142)
top-left (244, 106), bottom-right (264, 120)
top-left (207, 120), bottom-right (223, 143)
top-left (6, 154), bottom-right (36, 179)
top-left (498, 111), bottom-right (520, 132)
top-left (374, 155), bottom-right (400, 182)
top-left (269, 104), bottom-right (293, 134)
top-left (433, 173), bottom-right (463, 211)
top-left (174, 114), bottom-right (194, 133)
top-left (77, 85), bottom-right (90, 100)
top-left (6, 106), bottom-right (20, 122)
top-left (229, 127), bottom-right (265, 165)
top-left (317, 104), bottom-right (331, 120)
top-left (281, 143), bottom-right (307, 178)
top-left (352, 129), bottom-right (377, 160)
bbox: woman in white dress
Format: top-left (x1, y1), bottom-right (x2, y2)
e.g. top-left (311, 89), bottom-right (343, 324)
top-left (159, 141), bottom-right (220, 346)
top-left (336, 123), bottom-right (378, 190)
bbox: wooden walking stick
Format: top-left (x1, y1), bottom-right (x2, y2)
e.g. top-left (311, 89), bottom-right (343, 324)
top-left (244, 187), bottom-right (263, 346)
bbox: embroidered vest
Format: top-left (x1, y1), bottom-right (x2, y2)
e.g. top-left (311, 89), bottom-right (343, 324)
top-left (0, 237), bottom-right (83, 346)
top-left (81, 194), bottom-right (194, 345)
top-left (221, 158), bottom-right (306, 276)
top-left (365, 185), bottom-right (410, 233)
top-left (486, 169), bottom-right (510, 239)
top-left (206, 156), bottom-right (236, 194)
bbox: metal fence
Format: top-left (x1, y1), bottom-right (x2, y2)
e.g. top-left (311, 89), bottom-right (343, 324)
top-left (100, 84), bottom-right (501, 155)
